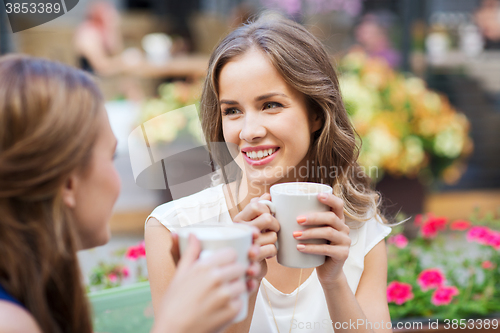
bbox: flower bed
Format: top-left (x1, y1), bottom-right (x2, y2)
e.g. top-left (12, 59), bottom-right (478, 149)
top-left (387, 210), bottom-right (500, 325)
top-left (87, 241), bottom-right (148, 292)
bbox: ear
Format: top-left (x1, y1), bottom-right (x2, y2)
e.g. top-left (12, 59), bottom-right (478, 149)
top-left (62, 173), bottom-right (78, 209)
top-left (310, 111), bottom-right (323, 134)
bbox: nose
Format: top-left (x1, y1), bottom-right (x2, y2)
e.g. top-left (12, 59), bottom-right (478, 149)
top-left (239, 113), bottom-right (266, 142)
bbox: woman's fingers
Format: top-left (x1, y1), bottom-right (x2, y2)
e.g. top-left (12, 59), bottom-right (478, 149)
top-left (176, 234), bottom-right (201, 273)
top-left (214, 263), bottom-right (246, 285)
top-left (200, 248), bottom-right (239, 268)
top-left (251, 212), bottom-right (280, 232)
top-left (254, 230), bottom-right (278, 246)
top-left (298, 211), bottom-right (349, 234)
top-left (256, 244), bottom-right (277, 261)
top-left (206, 297), bottom-right (243, 331)
top-left (318, 192), bottom-right (344, 220)
top-left (296, 242), bottom-right (350, 261)
top-left (293, 226), bottom-right (351, 246)
top-left (246, 261), bottom-right (261, 278)
top-left (234, 198), bottom-right (279, 233)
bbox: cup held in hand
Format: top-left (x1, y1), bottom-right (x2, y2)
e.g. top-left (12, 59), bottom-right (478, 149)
top-left (177, 224), bottom-right (253, 322)
top-left (261, 182), bottom-right (333, 269)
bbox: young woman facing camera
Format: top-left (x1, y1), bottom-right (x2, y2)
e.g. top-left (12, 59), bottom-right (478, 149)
top-left (0, 55), bottom-right (260, 333)
top-left (146, 14), bottom-right (393, 333)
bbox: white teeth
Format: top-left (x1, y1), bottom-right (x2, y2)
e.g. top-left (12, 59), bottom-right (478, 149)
top-left (245, 148), bottom-right (278, 160)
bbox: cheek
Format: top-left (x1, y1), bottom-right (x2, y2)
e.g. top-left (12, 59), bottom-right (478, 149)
top-left (109, 163), bottom-right (121, 200)
top-left (222, 120), bottom-right (239, 143)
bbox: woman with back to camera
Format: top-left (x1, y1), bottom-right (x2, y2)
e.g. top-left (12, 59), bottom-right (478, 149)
top-left (0, 54), bottom-right (260, 333)
top-left (146, 13), bottom-right (394, 333)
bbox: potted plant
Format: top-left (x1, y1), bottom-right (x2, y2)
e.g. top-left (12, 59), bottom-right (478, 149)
top-left (87, 241), bottom-right (153, 333)
top-left (339, 51), bottom-right (473, 218)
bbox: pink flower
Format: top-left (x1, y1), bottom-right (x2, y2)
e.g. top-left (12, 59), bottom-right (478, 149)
top-left (485, 231), bottom-right (500, 250)
top-left (414, 214), bottom-right (423, 226)
top-left (466, 226), bottom-right (491, 245)
top-left (416, 213), bottom-right (447, 239)
top-left (387, 281), bottom-right (414, 305)
top-left (122, 266), bottom-right (130, 278)
top-left (108, 273), bottom-right (118, 283)
top-left (431, 286), bottom-right (459, 306)
top-left (388, 234), bottom-right (409, 248)
top-left (450, 220), bottom-right (471, 231)
top-left (482, 261), bottom-right (494, 270)
top-left (126, 241), bottom-right (146, 260)
top-left (417, 268), bottom-right (446, 291)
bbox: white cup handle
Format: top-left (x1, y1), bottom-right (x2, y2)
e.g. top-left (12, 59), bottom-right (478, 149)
top-left (258, 200), bottom-right (276, 216)
top-left (258, 200), bottom-right (278, 251)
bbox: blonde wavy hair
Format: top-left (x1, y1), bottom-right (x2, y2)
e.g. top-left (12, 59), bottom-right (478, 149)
top-left (200, 13), bottom-right (388, 226)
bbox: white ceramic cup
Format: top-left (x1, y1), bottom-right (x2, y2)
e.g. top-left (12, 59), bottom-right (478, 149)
top-left (177, 224), bottom-right (253, 323)
top-left (259, 182), bottom-right (333, 268)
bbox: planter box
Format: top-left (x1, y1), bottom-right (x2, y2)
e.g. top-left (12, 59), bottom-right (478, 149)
top-left (88, 282), bottom-right (154, 333)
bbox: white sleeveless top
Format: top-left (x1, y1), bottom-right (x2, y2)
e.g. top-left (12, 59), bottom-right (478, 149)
top-left (146, 183), bottom-right (392, 333)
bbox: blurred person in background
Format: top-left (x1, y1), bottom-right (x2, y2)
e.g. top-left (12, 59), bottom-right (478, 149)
top-left (475, 0), bottom-right (500, 49)
top-left (74, 1), bottom-right (141, 76)
top-left (354, 12), bottom-right (401, 68)
top-left (0, 55), bottom-right (260, 333)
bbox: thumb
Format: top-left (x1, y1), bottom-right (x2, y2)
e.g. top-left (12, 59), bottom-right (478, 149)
top-left (176, 233), bottom-right (202, 274)
top-left (260, 192), bottom-right (271, 201)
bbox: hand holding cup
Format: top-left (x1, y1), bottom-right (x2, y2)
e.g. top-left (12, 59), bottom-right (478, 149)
top-left (233, 192), bottom-right (280, 282)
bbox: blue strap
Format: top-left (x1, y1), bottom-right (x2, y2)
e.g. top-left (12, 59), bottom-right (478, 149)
top-left (0, 284), bottom-right (23, 308)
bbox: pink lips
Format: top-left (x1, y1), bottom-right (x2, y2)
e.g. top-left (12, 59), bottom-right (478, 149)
top-left (242, 147), bottom-right (280, 166)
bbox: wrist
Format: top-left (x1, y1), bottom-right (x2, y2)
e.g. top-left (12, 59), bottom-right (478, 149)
top-left (319, 271), bottom-right (348, 291)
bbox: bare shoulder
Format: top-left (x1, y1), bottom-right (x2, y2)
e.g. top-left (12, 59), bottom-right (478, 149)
top-left (145, 217), bottom-right (172, 237)
top-left (0, 301), bottom-right (42, 333)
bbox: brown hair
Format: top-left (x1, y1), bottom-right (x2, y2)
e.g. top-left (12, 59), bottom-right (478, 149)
top-left (201, 13), bottom-right (387, 226)
top-left (0, 55), bottom-right (102, 332)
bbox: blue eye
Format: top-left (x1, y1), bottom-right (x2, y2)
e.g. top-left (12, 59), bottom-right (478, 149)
top-left (264, 102), bottom-right (283, 109)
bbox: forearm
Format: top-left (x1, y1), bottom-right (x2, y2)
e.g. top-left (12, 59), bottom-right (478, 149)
top-left (323, 273), bottom-right (375, 333)
top-left (222, 285), bottom-right (259, 333)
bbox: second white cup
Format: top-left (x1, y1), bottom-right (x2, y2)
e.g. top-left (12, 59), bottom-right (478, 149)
top-left (177, 224), bottom-right (253, 323)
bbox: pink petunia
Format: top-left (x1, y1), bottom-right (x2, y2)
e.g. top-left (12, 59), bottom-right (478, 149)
top-left (481, 261), bottom-right (494, 270)
top-left (417, 268), bottom-right (446, 291)
top-left (450, 220), bottom-right (471, 231)
top-left (485, 231), bottom-right (500, 250)
top-left (431, 286), bottom-right (459, 306)
top-left (419, 214), bottom-right (447, 239)
top-left (466, 226), bottom-right (491, 245)
top-left (108, 273), bottom-right (118, 283)
top-left (387, 281), bottom-right (414, 305)
top-left (122, 266), bottom-right (130, 278)
top-left (126, 241), bottom-right (147, 260)
top-left (388, 234), bottom-right (409, 248)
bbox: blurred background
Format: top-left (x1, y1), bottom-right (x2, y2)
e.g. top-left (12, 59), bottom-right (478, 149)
top-left (1, 0), bottom-right (499, 331)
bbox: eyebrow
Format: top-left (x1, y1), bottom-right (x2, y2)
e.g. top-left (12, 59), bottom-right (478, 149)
top-left (220, 92), bottom-right (289, 105)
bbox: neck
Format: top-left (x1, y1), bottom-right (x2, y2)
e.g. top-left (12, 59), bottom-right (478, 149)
top-left (236, 157), bottom-right (311, 211)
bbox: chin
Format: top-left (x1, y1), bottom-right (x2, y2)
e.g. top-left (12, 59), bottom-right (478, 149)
top-left (81, 228), bottom-right (111, 250)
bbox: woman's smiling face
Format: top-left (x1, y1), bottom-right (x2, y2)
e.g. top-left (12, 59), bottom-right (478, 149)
top-left (219, 48), bottom-right (322, 186)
